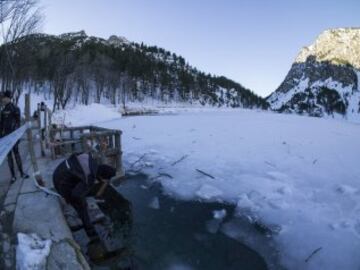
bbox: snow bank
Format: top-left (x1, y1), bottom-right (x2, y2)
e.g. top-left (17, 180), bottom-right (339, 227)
top-left (52, 103), bottom-right (121, 127)
top-left (99, 110), bottom-right (360, 270)
top-left (16, 233), bottom-right (52, 270)
top-left (17, 93), bottom-right (121, 127)
top-left (123, 102), bottom-right (261, 115)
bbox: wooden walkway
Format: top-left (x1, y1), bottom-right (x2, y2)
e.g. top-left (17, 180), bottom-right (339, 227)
top-left (0, 139), bottom-right (29, 204)
top-left (0, 138), bottom-right (33, 269)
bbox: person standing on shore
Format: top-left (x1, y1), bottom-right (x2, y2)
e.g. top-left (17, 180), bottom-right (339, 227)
top-left (0, 90), bottom-right (29, 182)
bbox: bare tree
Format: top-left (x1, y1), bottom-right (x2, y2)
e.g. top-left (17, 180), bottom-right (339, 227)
top-left (0, 0), bottom-right (16, 24)
top-left (93, 67), bottom-right (105, 103)
top-left (1, 0), bottom-right (42, 43)
top-left (119, 72), bottom-right (133, 111)
top-left (74, 65), bottom-right (90, 106)
top-left (92, 54), bottom-right (113, 103)
top-left (52, 54), bottom-right (74, 111)
top-left (0, 0), bottom-right (42, 96)
top-left (107, 70), bottom-right (120, 106)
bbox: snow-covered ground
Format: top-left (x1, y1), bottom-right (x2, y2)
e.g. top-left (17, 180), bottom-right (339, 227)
top-left (97, 109), bottom-right (360, 270)
top-left (50, 103), bottom-right (122, 127)
top-left (17, 93), bottom-right (122, 127)
top-left (16, 233), bottom-right (51, 270)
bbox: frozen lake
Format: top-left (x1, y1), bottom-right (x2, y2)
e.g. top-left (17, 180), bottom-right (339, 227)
top-left (96, 109), bottom-right (360, 270)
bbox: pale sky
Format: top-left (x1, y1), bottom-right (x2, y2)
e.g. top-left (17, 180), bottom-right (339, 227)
top-left (41, 0), bottom-right (360, 97)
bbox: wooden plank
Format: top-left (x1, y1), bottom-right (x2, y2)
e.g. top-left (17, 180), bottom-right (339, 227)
top-left (114, 132), bottom-right (123, 175)
top-left (87, 197), bottom-right (106, 223)
top-left (70, 130), bottom-right (75, 151)
top-left (63, 198), bottom-right (106, 232)
top-left (36, 103), bottom-right (41, 129)
top-left (52, 126), bottom-right (92, 132)
top-left (81, 131), bottom-right (119, 139)
top-left (65, 197), bottom-right (124, 256)
top-left (47, 108), bottom-right (52, 126)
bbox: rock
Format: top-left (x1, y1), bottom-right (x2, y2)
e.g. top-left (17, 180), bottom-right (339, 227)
top-left (46, 239), bottom-right (90, 270)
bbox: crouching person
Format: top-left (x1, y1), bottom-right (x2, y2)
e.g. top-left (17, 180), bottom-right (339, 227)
top-left (52, 152), bottom-right (116, 241)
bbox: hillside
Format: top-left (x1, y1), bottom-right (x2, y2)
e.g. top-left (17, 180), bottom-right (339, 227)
top-left (267, 28), bottom-right (360, 120)
top-left (0, 31), bottom-right (268, 110)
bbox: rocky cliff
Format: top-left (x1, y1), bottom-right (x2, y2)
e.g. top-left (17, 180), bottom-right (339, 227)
top-left (267, 28), bottom-right (360, 119)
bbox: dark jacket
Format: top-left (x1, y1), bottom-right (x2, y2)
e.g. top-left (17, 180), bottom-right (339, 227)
top-left (53, 153), bottom-right (99, 235)
top-left (53, 153), bottom-right (99, 200)
top-left (0, 102), bottom-right (21, 137)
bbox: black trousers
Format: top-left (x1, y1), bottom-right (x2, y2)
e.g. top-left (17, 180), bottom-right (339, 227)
top-left (53, 162), bottom-right (96, 237)
top-left (7, 141), bottom-right (24, 178)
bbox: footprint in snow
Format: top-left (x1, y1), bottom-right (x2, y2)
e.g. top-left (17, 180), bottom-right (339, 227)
top-left (335, 184), bottom-right (358, 195)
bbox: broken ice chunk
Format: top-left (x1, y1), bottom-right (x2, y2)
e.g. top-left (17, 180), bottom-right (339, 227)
top-left (213, 209), bottom-right (227, 220)
top-left (196, 184), bottom-right (223, 200)
top-left (149, 197), bottom-right (160, 209)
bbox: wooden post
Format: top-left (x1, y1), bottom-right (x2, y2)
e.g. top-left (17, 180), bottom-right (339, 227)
top-left (44, 107), bottom-right (48, 149)
top-left (81, 135), bottom-right (90, 153)
top-left (114, 131), bottom-right (123, 176)
top-left (47, 108), bottom-right (52, 126)
top-left (36, 103), bottom-right (41, 129)
top-left (40, 105), bottom-right (45, 157)
top-left (109, 133), bottom-right (114, 148)
top-left (25, 94), bottom-right (40, 176)
top-left (44, 106), bottom-right (47, 132)
top-left (49, 128), bottom-right (54, 159)
top-left (70, 130), bottom-right (75, 152)
top-left (46, 108), bottom-right (52, 151)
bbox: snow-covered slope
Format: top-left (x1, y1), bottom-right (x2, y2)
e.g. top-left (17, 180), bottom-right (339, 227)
top-left (296, 28), bottom-right (360, 69)
top-left (97, 110), bottom-right (360, 270)
top-left (268, 28), bottom-right (360, 120)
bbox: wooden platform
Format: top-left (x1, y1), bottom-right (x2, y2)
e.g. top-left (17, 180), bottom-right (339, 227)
top-left (64, 193), bottom-right (130, 266)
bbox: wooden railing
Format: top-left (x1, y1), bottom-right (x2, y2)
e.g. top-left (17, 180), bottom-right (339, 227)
top-left (48, 125), bottom-right (123, 175)
top-left (35, 103), bottom-right (52, 156)
top-left (33, 103), bottom-right (124, 176)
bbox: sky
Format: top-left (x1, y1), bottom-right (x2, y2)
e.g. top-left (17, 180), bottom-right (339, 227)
top-left (40, 0), bottom-right (360, 97)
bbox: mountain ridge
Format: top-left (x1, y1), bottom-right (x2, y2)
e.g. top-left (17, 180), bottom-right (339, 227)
top-left (0, 30), bottom-right (268, 110)
top-left (267, 27), bottom-right (360, 120)
top-left (295, 28), bottom-right (360, 69)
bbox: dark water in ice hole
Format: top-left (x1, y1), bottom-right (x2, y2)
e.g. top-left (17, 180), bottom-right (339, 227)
top-left (95, 174), bottom-right (268, 270)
